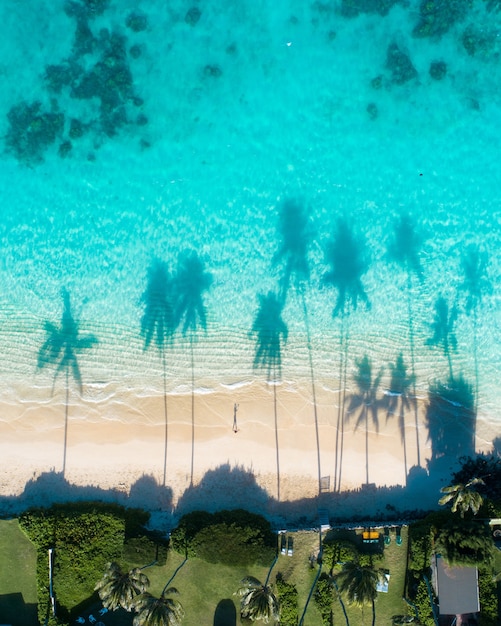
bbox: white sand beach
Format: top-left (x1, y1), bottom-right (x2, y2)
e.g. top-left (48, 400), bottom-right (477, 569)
top-left (0, 381), bottom-right (494, 522)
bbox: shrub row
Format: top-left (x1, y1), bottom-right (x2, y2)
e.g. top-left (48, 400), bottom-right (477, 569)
top-left (314, 572), bottom-right (333, 626)
top-left (170, 509), bottom-right (276, 566)
top-left (19, 502), bottom-right (154, 624)
top-left (275, 573), bottom-right (299, 626)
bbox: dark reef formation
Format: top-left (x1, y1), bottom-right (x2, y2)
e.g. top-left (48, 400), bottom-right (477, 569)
top-left (412, 0), bottom-right (470, 39)
top-left (5, 0), bottom-right (147, 164)
top-left (386, 43), bottom-right (418, 85)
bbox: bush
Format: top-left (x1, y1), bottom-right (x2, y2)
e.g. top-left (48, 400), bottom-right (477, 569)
top-left (322, 540), bottom-right (358, 569)
top-left (434, 519), bottom-right (495, 567)
top-left (314, 573), bottom-right (333, 626)
top-left (408, 521), bottom-right (433, 573)
top-left (412, 579), bottom-right (436, 626)
top-left (123, 531), bottom-right (168, 567)
top-left (276, 574), bottom-right (298, 626)
top-left (477, 567), bottom-right (498, 626)
top-left (19, 502), bottom-right (153, 623)
top-left (171, 509), bottom-right (276, 566)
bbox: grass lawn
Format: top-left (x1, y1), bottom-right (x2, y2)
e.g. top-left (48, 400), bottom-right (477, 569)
top-left (121, 530), bottom-right (323, 625)
top-left (330, 525), bottom-right (410, 626)
top-left (0, 519), bottom-right (38, 626)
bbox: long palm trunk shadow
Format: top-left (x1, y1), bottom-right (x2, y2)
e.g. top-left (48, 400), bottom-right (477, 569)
top-left (337, 326), bottom-right (349, 493)
top-left (334, 314), bottom-right (349, 494)
top-left (400, 402), bottom-right (408, 482)
top-left (62, 370), bottom-right (69, 477)
top-left (407, 275), bottom-right (421, 469)
top-left (301, 292), bottom-right (321, 497)
top-left (190, 338), bottom-right (195, 488)
top-left (472, 307), bottom-right (479, 442)
top-left (162, 348), bottom-right (168, 487)
top-left (272, 373), bottom-right (280, 502)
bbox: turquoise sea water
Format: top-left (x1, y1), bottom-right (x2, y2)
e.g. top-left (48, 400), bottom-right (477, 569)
top-left (0, 1), bottom-right (499, 448)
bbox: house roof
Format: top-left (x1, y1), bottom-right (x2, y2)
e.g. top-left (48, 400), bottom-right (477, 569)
top-left (435, 555), bottom-right (480, 615)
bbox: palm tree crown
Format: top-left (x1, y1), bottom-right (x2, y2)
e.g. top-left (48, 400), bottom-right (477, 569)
top-left (38, 288), bottom-right (97, 393)
top-left (237, 576), bottom-right (280, 623)
top-left (439, 478), bottom-right (485, 518)
top-left (133, 586), bottom-right (184, 626)
top-left (95, 562), bottom-right (150, 612)
top-left (335, 561), bottom-right (381, 607)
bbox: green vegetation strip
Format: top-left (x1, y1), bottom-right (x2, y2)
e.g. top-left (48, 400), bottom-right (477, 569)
top-left (0, 519), bottom-right (38, 626)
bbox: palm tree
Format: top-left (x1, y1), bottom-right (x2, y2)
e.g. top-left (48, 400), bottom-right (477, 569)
top-left (175, 250), bottom-right (212, 486)
top-left (439, 477), bottom-right (485, 518)
top-left (251, 292), bottom-right (288, 500)
top-left (133, 585), bottom-right (184, 626)
top-left (237, 559), bottom-right (280, 625)
top-left (95, 562), bottom-right (150, 611)
top-left (334, 562), bottom-right (384, 626)
top-left (384, 353), bottom-right (415, 483)
top-left (323, 218), bottom-right (370, 492)
top-left (427, 296), bottom-right (457, 380)
top-left (388, 213), bottom-right (424, 467)
top-left (37, 288), bottom-right (98, 476)
top-left (140, 260), bottom-right (176, 486)
top-left (347, 355), bottom-right (383, 485)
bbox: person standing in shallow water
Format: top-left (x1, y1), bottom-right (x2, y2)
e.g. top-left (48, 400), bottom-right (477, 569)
top-left (233, 403), bottom-right (239, 433)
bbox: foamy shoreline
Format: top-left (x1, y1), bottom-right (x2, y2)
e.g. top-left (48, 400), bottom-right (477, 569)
top-left (0, 381), bottom-right (494, 522)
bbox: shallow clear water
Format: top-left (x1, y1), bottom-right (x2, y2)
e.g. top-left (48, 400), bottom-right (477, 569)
top-left (0, 0), bottom-right (499, 439)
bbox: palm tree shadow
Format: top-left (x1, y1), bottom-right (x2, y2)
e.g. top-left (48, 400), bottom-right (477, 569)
top-left (459, 244), bottom-right (492, 433)
top-left (387, 213), bottom-right (424, 466)
top-left (387, 213), bottom-right (424, 280)
top-left (382, 353), bottom-right (416, 484)
top-left (323, 219), bottom-right (370, 493)
top-left (140, 260), bottom-right (177, 486)
top-left (273, 198), bottom-right (323, 495)
top-left (425, 374), bottom-right (476, 475)
top-left (460, 244), bottom-right (491, 316)
top-left (175, 250), bottom-right (213, 487)
top-left (426, 296), bottom-right (457, 380)
top-left (273, 198), bottom-right (311, 299)
top-left (250, 292), bottom-right (288, 501)
top-left (323, 218), bottom-right (370, 317)
top-left (37, 289), bottom-right (98, 476)
top-left (347, 355), bottom-right (383, 486)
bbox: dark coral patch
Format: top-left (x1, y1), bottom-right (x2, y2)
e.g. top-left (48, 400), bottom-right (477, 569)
top-left (185, 7), bottom-right (202, 26)
top-left (126, 12), bottom-right (148, 33)
top-left (386, 43), bottom-right (417, 85)
top-left (6, 101), bottom-right (65, 164)
top-left (429, 61), bottom-right (447, 81)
